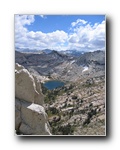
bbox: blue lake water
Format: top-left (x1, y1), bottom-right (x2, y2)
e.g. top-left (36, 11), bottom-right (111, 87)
top-left (43, 80), bottom-right (65, 90)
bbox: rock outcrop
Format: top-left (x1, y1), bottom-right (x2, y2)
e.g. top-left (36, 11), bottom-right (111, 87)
top-left (15, 63), bottom-right (51, 135)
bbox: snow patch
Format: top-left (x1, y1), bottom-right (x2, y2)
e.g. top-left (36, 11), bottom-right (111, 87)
top-left (68, 70), bottom-right (70, 73)
top-left (70, 60), bottom-right (75, 65)
top-left (82, 66), bottom-right (88, 72)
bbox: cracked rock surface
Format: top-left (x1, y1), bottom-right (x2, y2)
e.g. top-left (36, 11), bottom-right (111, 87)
top-left (15, 63), bottom-right (51, 135)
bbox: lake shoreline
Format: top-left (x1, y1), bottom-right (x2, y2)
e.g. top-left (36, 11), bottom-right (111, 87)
top-left (43, 80), bottom-right (65, 90)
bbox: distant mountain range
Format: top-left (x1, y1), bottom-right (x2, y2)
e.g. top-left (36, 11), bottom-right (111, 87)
top-left (15, 47), bottom-right (45, 54)
top-left (15, 47), bottom-right (87, 57)
top-left (15, 49), bottom-right (105, 82)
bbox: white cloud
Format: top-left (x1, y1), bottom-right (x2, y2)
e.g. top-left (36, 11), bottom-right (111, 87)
top-left (15, 15), bottom-right (68, 50)
top-left (69, 33), bottom-right (79, 43)
top-left (15, 15), bottom-right (105, 51)
top-left (15, 15), bottom-right (34, 26)
top-left (68, 20), bottom-right (105, 51)
top-left (71, 19), bottom-right (87, 27)
top-left (40, 15), bottom-right (44, 18)
top-left (15, 15), bottom-right (35, 43)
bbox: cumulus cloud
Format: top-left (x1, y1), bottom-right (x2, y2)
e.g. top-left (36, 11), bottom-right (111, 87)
top-left (71, 19), bottom-right (87, 27)
top-left (15, 15), bottom-right (68, 50)
top-left (68, 20), bottom-right (105, 51)
top-left (25, 30), bottom-right (68, 50)
top-left (15, 15), bottom-right (105, 51)
top-left (15, 15), bottom-right (34, 32)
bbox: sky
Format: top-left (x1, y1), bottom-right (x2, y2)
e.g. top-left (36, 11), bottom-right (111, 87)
top-left (15, 15), bottom-right (105, 51)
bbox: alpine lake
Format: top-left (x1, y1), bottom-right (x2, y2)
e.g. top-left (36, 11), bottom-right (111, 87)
top-left (43, 80), bottom-right (65, 90)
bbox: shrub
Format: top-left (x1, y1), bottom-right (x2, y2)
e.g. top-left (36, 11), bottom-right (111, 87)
top-left (58, 124), bottom-right (74, 135)
top-left (69, 84), bottom-right (74, 90)
top-left (81, 99), bottom-right (83, 103)
top-left (89, 103), bottom-right (93, 107)
top-left (49, 107), bottom-right (59, 114)
top-left (72, 95), bottom-right (77, 100)
top-left (83, 118), bottom-right (90, 126)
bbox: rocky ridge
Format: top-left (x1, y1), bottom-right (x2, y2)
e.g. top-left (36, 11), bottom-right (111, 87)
top-left (15, 63), bottom-right (51, 135)
top-left (15, 50), bottom-right (105, 82)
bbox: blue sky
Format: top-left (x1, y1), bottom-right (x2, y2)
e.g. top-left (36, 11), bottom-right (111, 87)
top-left (15, 15), bottom-right (105, 51)
top-left (26, 15), bottom-right (105, 33)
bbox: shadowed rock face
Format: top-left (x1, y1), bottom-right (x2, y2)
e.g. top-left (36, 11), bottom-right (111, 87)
top-left (15, 63), bottom-right (51, 135)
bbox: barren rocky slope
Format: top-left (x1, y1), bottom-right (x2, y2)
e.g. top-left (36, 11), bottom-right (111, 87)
top-left (43, 75), bottom-right (105, 135)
